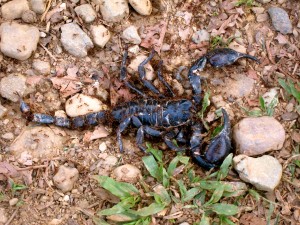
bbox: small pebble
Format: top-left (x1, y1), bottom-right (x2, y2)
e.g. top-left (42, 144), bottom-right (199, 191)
top-left (53, 165), bottom-right (79, 193)
top-left (0, 208), bottom-right (8, 224)
top-left (32, 59), bottom-right (51, 75)
top-left (233, 155), bottom-right (282, 191)
top-left (128, 45), bottom-right (140, 54)
top-left (286, 103), bottom-right (294, 112)
top-left (99, 142), bottom-right (107, 152)
top-left (90, 25), bottom-right (111, 48)
top-left (192, 29), bottom-right (210, 44)
top-left (9, 198), bottom-right (19, 206)
top-left (113, 164), bottom-right (141, 183)
top-left (22, 10), bottom-right (37, 23)
top-left (99, 0), bottom-right (129, 22)
top-left (30, 0), bottom-right (46, 14)
top-left (0, 22), bottom-right (40, 60)
top-left (129, 0), bottom-right (152, 16)
top-left (233, 116), bottom-right (285, 156)
top-left (0, 104), bottom-right (8, 118)
top-left (122, 26), bottom-right (141, 44)
top-left (60, 23), bottom-right (94, 57)
top-left (0, 74), bottom-right (27, 102)
top-left (281, 112), bottom-right (298, 121)
top-left (65, 93), bottom-right (108, 117)
top-left (268, 7), bottom-right (292, 34)
top-left (63, 195), bottom-right (70, 202)
top-left (75, 4), bottom-right (97, 23)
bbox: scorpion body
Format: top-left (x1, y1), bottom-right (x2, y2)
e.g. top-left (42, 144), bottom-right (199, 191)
top-left (20, 48), bottom-right (259, 170)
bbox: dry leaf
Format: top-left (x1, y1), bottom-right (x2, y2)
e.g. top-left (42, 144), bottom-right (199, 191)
top-left (0, 162), bottom-right (20, 180)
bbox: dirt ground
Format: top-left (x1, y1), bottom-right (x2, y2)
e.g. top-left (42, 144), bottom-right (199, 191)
top-left (0, 0), bottom-right (300, 224)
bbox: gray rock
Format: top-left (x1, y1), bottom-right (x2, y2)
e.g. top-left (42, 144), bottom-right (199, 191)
top-left (53, 165), bottom-right (79, 193)
top-left (75, 4), bottom-right (97, 23)
top-left (32, 59), bottom-right (51, 75)
top-left (22, 10), bottom-right (37, 23)
top-left (0, 74), bottom-right (26, 102)
top-left (0, 22), bottom-right (39, 60)
top-left (233, 116), bottom-right (285, 156)
top-left (90, 25), bottom-right (111, 48)
top-left (192, 29), bottom-right (210, 44)
top-left (99, 0), bottom-right (129, 22)
top-left (29, 0), bottom-right (46, 14)
top-left (122, 26), bottom-right (141, 44)
top-left (233, 155), bottom-right (282, 192)
top-left (60, 23), bottom-right (94, 57)
top-left (10, 126), bottom-right (65, 160)
top-left (268, 7), bottom-right (292, 34)
top-left (223, 74), bottom-right (254, 98)
top-left (1, 0), bottom-right (30, 20)
top-left (0, 208), bottom-right (8, 224)
top-left (129, 0), bottom-right (152, 16)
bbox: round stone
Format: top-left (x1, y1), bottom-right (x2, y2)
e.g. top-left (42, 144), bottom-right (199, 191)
top-left (129, 0), bottom-right (152, 16)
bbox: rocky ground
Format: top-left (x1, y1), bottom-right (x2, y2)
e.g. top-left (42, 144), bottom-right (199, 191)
top-left (0, 0), bottom-right (299, 224)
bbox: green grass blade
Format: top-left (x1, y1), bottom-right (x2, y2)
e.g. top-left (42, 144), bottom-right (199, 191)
top-left (129, 203), bottom-right (165, 217)
top-left (142, 155), bottom-right (161, 181)
top-left (217, 153), bottom-right (233, 181)
top-left (209, 203), bottom-right (238, 216)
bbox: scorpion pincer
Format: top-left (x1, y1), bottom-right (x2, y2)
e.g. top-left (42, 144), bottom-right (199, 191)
top-left (20, 48), bottom-right (259, 170)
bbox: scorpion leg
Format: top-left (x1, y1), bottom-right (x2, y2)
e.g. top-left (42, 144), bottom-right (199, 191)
top-left (117, 117), bottom-right (132, 152)
top-left (163, 130), bottom-right (186, 152)
top-left (188, 56), bottom-right (207, 106)
top-left (157, 60), bottom-right (175, 97)
top-left (120, 47), bottom-right (147, 97)
top-left (138, 50), bottom-right (165, 98)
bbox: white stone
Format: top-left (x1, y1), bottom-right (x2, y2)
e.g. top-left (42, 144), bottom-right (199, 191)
top-left (60, 23), bottom-right (94, 58)
top-left (0, 208), bottom-right (8, 224)
top-left (99, 0), bottom-right (129, 22)
top-left (128, 55), bottom-right (155, 80)
top-left (75, 4), bottom-right (97, 23)
top-left (1, 0), bottom-right (30, 20)
top-left (32, 59), bottom-right (51, 75)
top-left (65, 93), bottom-right (108, 117)
top-left (129, 0), bottom-right (152, 16)
top-left (30, 0), bottom-right (46, 14)
top-left (0, 74), bottom-right (26, 102)
top-left (128, 45), bottom-right (140, 54)
top-left (9, 198), bottom-right (19, 206)
top-left (233, 155), bottom-right (282, 191)
top-left (0, 22), bottom-right (39, 60)
top-left (99, 142), bottom-right (107, 152)
top-left (53, 165), bottom-right (79, 193)
top-left (90, 25), bottom-right (111, 48)
top-left (113, 164), bottom-right (141, 183)
top-left (122, 26), bottom-right (141, 44)
top-left (2, 132), bottom-right (14, 140)
top-left (233, 116), bottom-right (285, 156)
top-left (262, 88), bottom-right (278, 107)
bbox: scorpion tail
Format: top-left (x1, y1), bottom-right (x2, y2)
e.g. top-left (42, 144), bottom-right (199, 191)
top-left (191, 108), bottom-right (231, 170)
top-left (20, 99), bottom-right (108, 128)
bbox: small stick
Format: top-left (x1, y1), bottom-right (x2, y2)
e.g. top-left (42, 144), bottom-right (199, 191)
top-left (39, 43), bottom-right (57, 61)
top-left (16, 164), bottom-right (48, 171)
top-left (5, 208), bottom-right (19, 225)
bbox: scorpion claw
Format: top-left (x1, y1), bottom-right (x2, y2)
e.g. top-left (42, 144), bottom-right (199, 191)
top-left (192, 108), bottom-right (231, 170)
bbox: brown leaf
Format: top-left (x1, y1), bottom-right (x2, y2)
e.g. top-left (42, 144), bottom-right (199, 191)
top-left (50, 76), bottom-right (83, 98)
top-left (0, 162), bottom-right (20, 180)
top-left (67, 66), bottom-right (79, 78)
top-left (84, 126), bottom-right (110, 142)
top-left (275, 33), bottom-right (289, 45)
top-left (26, 76), bottom-right (43, 86)
top-left (140, 20), bottom-right (168, 54)
top-left (247, 69), bottom-right (259, 80)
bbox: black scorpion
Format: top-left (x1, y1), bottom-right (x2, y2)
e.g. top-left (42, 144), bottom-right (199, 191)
top-left (20, 48), bottom-right (259, 170)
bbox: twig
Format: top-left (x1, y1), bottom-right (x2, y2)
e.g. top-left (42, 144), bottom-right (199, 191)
top-left (16, 164), bottom-right (48, 171)
top-left (283, 154), bottom-right (300, 169)
top-left (5, 208), bottom-right (18, 225)
top-left (41, 0), bottom-right (53, 22)
top-left (39, 43), bottom-right (57, 61)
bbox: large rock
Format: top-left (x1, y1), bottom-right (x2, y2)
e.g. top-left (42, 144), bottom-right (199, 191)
top-left (129, 0), bottom-right (152, 16)
top-left (0, 22), bottom-right (39, 60)
top-left (233, 155), bottom-right (282, 192)
top-left (0, 74), bottom-right (26, 102)
top-left (60, 23), bottom-right (94, 57)
top-left (99, 0), bottom-right (129, 22)
top-left (268, 7), bottom-right (292, 34)
top-left (1, 0), bottom-right (30, 20)
top-left (233, 116), bottom-right (285, 156)
top-left (10, 126), bottom-right (65, 160)
top-left (65, 93), bottom-right (108, 117)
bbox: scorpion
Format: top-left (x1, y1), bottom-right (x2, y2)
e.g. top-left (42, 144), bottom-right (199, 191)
top-left (20, 48), bottom-right (259, 170)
